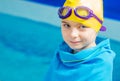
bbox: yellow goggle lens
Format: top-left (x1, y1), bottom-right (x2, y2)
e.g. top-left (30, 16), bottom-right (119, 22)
top-left (61, 8), bottom-right (69, 16)
top-left (76, 9), bottom-right (89, 17)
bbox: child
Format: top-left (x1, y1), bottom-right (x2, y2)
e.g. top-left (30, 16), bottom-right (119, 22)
top-left (44, 0), bottom-right (115, 81)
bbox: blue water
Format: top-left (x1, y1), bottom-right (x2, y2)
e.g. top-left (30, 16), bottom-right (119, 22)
top-left (0, 13), bottom-right (120, 81)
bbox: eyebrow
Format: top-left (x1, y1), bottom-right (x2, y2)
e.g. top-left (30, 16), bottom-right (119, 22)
top-left (61, 21), bottom-right (68, 23)
top-left (62, 21), bottom-right (80, 26)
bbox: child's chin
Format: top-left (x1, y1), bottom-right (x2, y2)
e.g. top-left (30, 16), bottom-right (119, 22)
top-left (70, 47), bottom-right (82, 51)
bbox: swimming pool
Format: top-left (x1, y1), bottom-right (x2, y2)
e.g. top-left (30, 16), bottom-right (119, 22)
top-left (0, 11), bottom-right (120, 81)
top-left (0, 13), bottom-right (62, 81)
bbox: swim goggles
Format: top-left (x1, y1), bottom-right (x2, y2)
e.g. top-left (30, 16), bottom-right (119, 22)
top-left (58, 6), bottom-right (106, 31)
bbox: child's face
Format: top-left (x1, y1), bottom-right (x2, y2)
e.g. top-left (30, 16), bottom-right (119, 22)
top-left (61, 20), bottom-right (97, 52)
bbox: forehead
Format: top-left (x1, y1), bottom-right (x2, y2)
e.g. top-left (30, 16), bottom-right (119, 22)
top-left (61, 20), bottom-right (83, 26)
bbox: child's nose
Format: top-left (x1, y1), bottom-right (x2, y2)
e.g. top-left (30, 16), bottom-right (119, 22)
top-left (70, 28), bottom-right (80, 38)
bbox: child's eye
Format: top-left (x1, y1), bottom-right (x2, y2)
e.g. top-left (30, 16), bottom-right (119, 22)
top-left (81, 25), bottom-right (87, 28)
top-left (63, 23), bottom-right (70, 28)
top-left (80, 25), bottom-right (87, 29)
top-left (79, 25), bottom-right (87, 31)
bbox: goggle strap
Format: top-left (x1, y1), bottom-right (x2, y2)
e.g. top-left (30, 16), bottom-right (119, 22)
top-left (100, 26), bottom-right (106, 31)
top-left (92, 14), bottom-right (103, 24)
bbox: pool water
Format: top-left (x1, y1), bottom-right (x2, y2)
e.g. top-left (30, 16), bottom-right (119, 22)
top-left (0, 13), bottom-right (120, 81)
